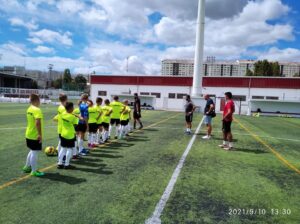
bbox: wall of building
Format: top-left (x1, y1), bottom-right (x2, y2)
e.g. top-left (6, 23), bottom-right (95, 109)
top-left (90, 84), bottom-right (192, 111)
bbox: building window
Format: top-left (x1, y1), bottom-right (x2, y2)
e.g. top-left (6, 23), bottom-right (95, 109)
top-left (151, 92), bottom-right (161, 98)
top-left (177, 93), bottom-right (187, 99)
top-left (252, 96), bottom-right (264, 100)
top-left (168, 93), bottom-right (176, 99)
top-left (232, 95), bottom-right (246, 101)
top-left (98, 91), bottom-right (107, 96)
top-left (140, 92), bottom-right (150, 96)
top-left (266, 96), bottom-right (279, 100)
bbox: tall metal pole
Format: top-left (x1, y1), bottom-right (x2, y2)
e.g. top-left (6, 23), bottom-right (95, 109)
top-left (192, 0), bottom-right (206, 97)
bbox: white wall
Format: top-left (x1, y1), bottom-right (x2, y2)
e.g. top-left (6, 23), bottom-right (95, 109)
top-left (91, 84), bottom-right (300, 114)
top-left (251, 101), bottom-right (300, 114)
top-left (91, 84), bottom-right (192, 111)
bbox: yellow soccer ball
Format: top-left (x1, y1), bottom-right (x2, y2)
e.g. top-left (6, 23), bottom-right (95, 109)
top-left (45, 146), bottom-right (56, 156)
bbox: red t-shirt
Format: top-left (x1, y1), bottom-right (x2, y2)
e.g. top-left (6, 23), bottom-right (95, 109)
top-left (223, 100), bottom-right (235, 121)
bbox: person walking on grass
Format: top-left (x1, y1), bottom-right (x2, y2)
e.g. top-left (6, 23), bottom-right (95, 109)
top-left (184, 95), bottom-right (196, 135)
top-left (219, 92), bottom-right (235, 151)
top-left (23, 94), bottom-right (44, 177)
top-left (202, 94), bottom-right (215, 140)
top-left (133, 93), bottom-right (143, 129)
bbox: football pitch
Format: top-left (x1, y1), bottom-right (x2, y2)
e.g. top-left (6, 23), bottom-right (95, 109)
top-left (0, 103), bottom-right (299, 224)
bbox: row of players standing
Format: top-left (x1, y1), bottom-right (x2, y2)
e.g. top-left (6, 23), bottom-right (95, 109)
top-left (23, 93), bottom-right (144, 176)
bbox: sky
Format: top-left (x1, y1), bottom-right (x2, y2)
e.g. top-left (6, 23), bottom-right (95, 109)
top-left (0, 0), bottom-right (300, 75)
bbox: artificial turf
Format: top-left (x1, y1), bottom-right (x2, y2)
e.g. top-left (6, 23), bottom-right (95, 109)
top-left (0, 103), bottom-right (299, 224)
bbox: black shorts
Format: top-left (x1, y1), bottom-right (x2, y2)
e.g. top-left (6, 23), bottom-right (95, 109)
top-left (222, 120), bottom-right (232, 133)
top-left (133, 111), bottom-right (141, 119)
top-left (101, 122), bottom-right (110, 129)
top-left (88, 123), bottom-right (98, 133)
top-left (58, 134), bottom-right (61, 139)
top-left (120, 119), bottom-right (129, 126)
top-left (60, 136), bottom-right (76, 148)
top-left (110, 118), bottom-right (120, 125)
top-left (26, 138), bottom-right (42, 151)
top-left (185, 114), bottom-right (193, 123)
top-left (76, 123), bottom-right (87, 132)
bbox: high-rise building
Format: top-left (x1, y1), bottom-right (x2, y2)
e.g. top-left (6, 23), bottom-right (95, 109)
top-left (161, 59), bottom-right (300, 77)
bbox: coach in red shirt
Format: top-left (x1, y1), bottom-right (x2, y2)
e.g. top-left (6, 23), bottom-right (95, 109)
top-left (219, 92), bottom-right (235, 150)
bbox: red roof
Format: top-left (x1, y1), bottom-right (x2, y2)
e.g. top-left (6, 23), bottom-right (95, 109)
top-left (91, 75), bottom-right (300, 89)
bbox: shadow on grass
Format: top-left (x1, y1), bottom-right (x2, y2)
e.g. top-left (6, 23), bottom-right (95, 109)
top-left (75, 166), bottom-right (113, 175)
top-left (233, 147), bottom-right (267, 154)
top-left (143, 128), bottom-right (159, 132)
top-left (41, 173), bottom-right (87, 185)
top-left (72, 159), bottom-right (104, 167)
top-left (91, 153), bottom-right (123, 159)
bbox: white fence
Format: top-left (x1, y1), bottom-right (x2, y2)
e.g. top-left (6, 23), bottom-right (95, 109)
top-left (0, 87), bottom-right (82, 100)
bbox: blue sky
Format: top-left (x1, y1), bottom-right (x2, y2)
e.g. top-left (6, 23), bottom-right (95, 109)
top-left (0, 0), bottom-right (299, 74)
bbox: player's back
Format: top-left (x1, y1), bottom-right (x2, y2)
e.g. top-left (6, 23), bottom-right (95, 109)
top-left (110, 101), bottom-right (123, 119)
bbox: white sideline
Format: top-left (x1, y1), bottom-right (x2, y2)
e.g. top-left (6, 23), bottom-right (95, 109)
top-left (145, 117), bottom-right (205, 224)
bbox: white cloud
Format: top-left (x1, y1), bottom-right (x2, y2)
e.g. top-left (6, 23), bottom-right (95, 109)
top-left (256, 47), bottom-right (300, 62)
top-left (1, 42), bottom-right (27, 56)
top-left (79, 8), bottom-right (107, 25)
top-left (57, 0), bottom-right (85, 14)
top-left (34, 46), bottom-right (55, 54)
top-left (29, 29), bottom-right (73, 46)
top-left (9, 17), bottom-right (38, 30)
top-left (27, 37), bottom-right (43, 44)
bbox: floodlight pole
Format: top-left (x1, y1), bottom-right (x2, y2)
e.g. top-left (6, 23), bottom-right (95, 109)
top-left (192, 0), bottom-right (206, 97)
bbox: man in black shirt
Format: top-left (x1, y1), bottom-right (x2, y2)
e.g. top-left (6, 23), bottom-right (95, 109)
top-left (133, 93), bottom-right (143, 129)
top-left (184, 95), bottom-right (196, 135)
top-left (203, 94), bottom-right (215, 139)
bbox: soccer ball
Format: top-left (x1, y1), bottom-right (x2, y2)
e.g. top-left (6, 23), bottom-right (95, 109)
top-left (44, 146), bottom-right (57, 156)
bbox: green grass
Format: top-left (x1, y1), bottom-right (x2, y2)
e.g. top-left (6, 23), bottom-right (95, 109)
top-left (0, 103), bottom-right (299, 224)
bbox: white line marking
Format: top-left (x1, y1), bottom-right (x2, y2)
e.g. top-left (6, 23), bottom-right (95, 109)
top-left (145, 117), bottom-right (205, 224)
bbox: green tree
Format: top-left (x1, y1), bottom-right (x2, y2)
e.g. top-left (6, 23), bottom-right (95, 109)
top-left (254, 60), bottom-right (281, 76)
top-left (52, 78), bottom-right (63, 89)
top-left (31, 80), bottom-right (38, 89)
top-left (245, 69), bottom-right (254, 76)
top-left (271, 62), bottom-right (280, 76)
top-left (293, 73), bottom-right (300, 77)
top-left (73, 75), bottom-right (87, 91)
top-left (63, 69), bottom-right (72, 84)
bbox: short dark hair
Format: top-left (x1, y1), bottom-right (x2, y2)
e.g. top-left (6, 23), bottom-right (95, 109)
top-left (96, 97), bottom-right (103, 104)
top-left (104, 99), bottom-right (110, 105)
top-left (65, 102), bottom-right (74, 111)
top-left (186, 95), bottom-right (191, 101)
top-left (30, 94), bottom-right (40, 103)
top-left (113, 96), bottom-right (119, 101)
top-left (81, 93), bottom-right (89, 101)
top-left (59, 93), bottom-right (67, 102)
top-left (134, 93), bottom-right (138, 97)
top-left (225, 92), bottom-right (233, 99)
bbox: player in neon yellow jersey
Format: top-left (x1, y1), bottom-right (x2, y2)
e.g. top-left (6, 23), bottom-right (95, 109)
top-left (119, 100), bottom-right (131, 139)
top-left (57, 102), bottom-right (79, 169)
top-left (95, 97), bottom-right (103, 144)
top-left (109, 96), bottom-right (123, 139)
top-left (101, 99), bottom-right (113, 142)
top-left (87, 100), bottom-right (99, 148)
top-left (53, 94), bottom-right (67, 155)
top-left (23, 94), bottom-right (44, 177)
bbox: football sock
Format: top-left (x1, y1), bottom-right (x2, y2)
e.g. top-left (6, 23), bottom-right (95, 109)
top-left (30, 150), bottom-right (38, 172)
top-left (72, 147), bottom-right (77, 156)
top-left (65, 148), bottom-right (72, 166)
top-left (224, 141), bottom-right (228, 145)
top-left (25, 151), bottom-right (32, 167)
top-left (115, 125), bottom-right (120, 137)
top-left (102, 131), bottom-right (107, 142)
top-left (229, 142), bottom-right (233, 148)
top-left (105, 131), bottom-right (109, 140)
top-left (78, 139), bottom-right (84, 152)
top-left (88, 133), bottom-right (92, 144)
top-left (108, 125), bottom-right (112, 137)
top-left (57, 140), bottom-right (61, 154)
top-left (58, 147), bottom-right (67, 165)
top-left (92, 133), bottom-right (97, 144)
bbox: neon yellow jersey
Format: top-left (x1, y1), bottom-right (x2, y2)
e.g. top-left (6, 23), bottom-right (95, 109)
top-left (95, 105), bottom-right (103, 124)
top-left (120, 106), bottom-right (131, 121)
top-left (110, 101), bottom-right (124, 119)
top-left (57, 105), bottom-right (66, 134)
top-left (101, 105), bottom-right (112, 124)
top-left (73, 108), bottom-right (80, 124)
top-left (25, 105), bottom-right (43, 140)
top-left (88, 107), bottom-right (98, 124)
top-left (61, 112), bottom-right (79, 140)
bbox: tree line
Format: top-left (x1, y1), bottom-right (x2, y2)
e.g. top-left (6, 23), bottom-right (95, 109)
top-left (52, 68), bottom-right (88, 91)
